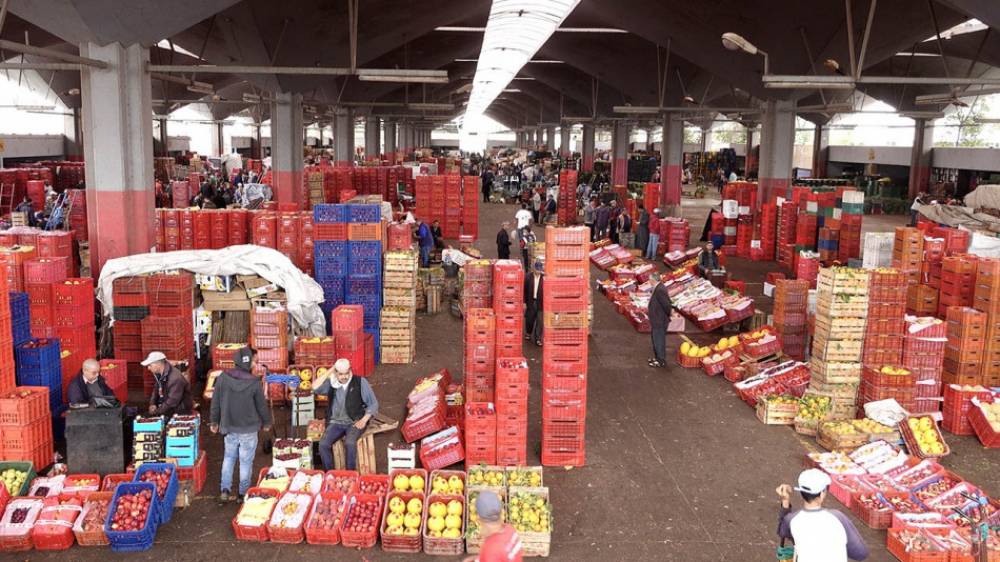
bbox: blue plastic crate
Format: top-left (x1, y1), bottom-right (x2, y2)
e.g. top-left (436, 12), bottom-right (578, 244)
top-left (16, 370), bottom-right (62, 410)
top-left (347, 204), bottom-right (381, 223)
top-left (14, 339), bottom-right (61, 369)
top-left (132, 462), bottom-right (180, 525)
top-left (322, 286), bottom-right (345, 306)
top-left (347, 274), bottom-right (381, 296)
top-left (348, 259), bottom-right (382, 276)
top-left (348, 241), bottom-right (382, 261)
top-left (9, 292), bottom-right (29, 320)
top-left (314, 240), bottom-right (348, 259)
top-left (313, 204), bottom-right (348, 224)
top-left (12, 319), bottom-right (30, 346)
top-left (105, 482), bottom-right (159, 552)
top-left (164, 445), bottom-right (197, 467)
top-left (314, 257), bottom-right (348, 280)
top-left (133, 416), bottom-right (165, 433)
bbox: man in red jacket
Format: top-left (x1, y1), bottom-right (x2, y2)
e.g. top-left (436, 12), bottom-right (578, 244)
top-left (463, 491), bottom-right (522, 562)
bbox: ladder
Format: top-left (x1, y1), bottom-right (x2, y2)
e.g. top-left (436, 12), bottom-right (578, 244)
top-left (0, 180), bottom-right (14, 217)
top-left (45, 192), bottom-right (67, 231)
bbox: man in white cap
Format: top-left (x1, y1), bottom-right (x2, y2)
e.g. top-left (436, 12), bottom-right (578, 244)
top-left (776, 469), bottom-right (869, 562)
top-left (141, 351), bottom-right (193, 418)
top-left (312, 358), bottom-right (379, 470)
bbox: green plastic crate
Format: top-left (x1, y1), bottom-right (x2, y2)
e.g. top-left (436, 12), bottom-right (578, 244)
top-left (0, 461), bottom-right (36, 496)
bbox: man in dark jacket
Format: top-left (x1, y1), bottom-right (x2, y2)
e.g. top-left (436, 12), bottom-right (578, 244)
top-left (142, 351), bottom-right (194, 417)
top-left (481, 166), bottom-right (495, 203)
top-left (312, 358), bottom-right (379, 470)
top-left (496, 221), bottom-right (512, 259)
top-left (647, 272), bottom-right (673, 368)
top-left (67, 358), bottom-right (115, 405)
top-left (698, 242), bottom-right (721, 276)
top-left (594, 201), bottom-right (611, 240)
top-left (636, 202), bottom-right (650, 251)
top-left (210, 347), bottom-right (271, 502)
top-left (523, 260), bottom-right (545, 346)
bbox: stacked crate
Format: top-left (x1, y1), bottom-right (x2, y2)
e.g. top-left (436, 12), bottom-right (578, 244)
top-left (193, 210), bottom-right (211, 249)
top-left (306, 167), bottom-right (325, 207)
top-left (902, 317), bottom-right (946, 413)
top-left (10, 292), bottom-right (30, 347)
top-left (776, 200), bottom-right (797, 270)
top-left (941, 383), bottom-right (993, 435)
top-left (977, 258), bottom-right (1000, 387)
top-left (15, 338), bottom-right (63, 413)
top-left (99, 359), bottom-right (128, 404)
top-left (938, 255), bottom-right (977, 316)
top-left (754, 203), bottom-right (778, 261)
top-left (300, 213), bottom-right (314, 275)
top-left (541, 226), bottom-right (589, 467)
top-left (144, 273), bottom-right (195, 368)
top-left (811, 267), bottom-right (869, 419)
top-left (251, 211), bottom-right (277, 248)
top-left (462, 176), bottom-right (480, 239)
top-left (861, 269), bottom-right (907, 369)
top-left (906, 283), bottom-right (939, 316)
top-left (495, 357), bottom-right (529, 465)
top-left (921, 234), bottom-right (945, 289)
top-left (463, 259), bottom-right (493, 309)
top-left (25, 257), bottom-right (68, 339)
top-left (465, 308), bottom-right (496, 403)
top-left (837, 191), bottom-right (864, 262)
top-left (381, 250), bottom-right (418, 364)
top-left (557, 171), bottom-right (579, 226)
top-left (493, 260), bottom-right (524, 359)
top-left (892, 227), bottom-right (923, 285)
top-left (0, 262), bottom-right (13, 392)
top-left (464, 401), bottom-right (496, 465)
top-left (36, 231), bottom-right (74, 277)
top-left (276, 212), bottom-right (301, 270)
top-left (53, 278), bottom-right (96, 401)
top-left (942, 306), bottom-right (985, 387)
top-left (66, 189), bottom-right (88, 241)
top-left (346, 204), bottom-right (384, 359)
top-left (293, 335), bottom-right (335, 366)
top-left (314, 204), bottom-right (349, 322)
top-left (331, 305), bottom-right (373, 377)
top-left (443, 176), bottom-right (462, 239)
top-left (661, 218), bottom-right (690, 254)
top-left (0, 386), bottom-right (52, 469)
top-left (0, 245), bottom-right (37, 292)
top-left (250, 307), bottom-right (289, 374)
top-left (773, 279), bottom-right (809, 361)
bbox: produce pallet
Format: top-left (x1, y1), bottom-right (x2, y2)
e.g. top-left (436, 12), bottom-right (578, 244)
top-left (755, 398), bottom-right (799, 425)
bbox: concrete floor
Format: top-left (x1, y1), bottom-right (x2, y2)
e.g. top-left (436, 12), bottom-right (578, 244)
top-left (35, 198), bottom-right (998, 561)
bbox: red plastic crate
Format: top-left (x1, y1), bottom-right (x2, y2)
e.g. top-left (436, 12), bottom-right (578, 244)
top-left (0, 386), bottom-right (49, 425)
top-left (24, 258), bottom-right (68, 284)
top-left (331, 305), bottom-right (364, 332)
top-left (52, 278), bottom-right (93, 307)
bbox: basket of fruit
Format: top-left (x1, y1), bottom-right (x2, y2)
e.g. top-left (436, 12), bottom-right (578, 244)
top-left (886, 528), bottom-right (948, 562)
top-left (742, 328), bottom-right (781, 358)
top-left (818, 421), bottom-right (870, 451)
top-left (358, 474), bottom-right (389, 498)
top-left (104, 482), bottom-right (158, 552)
top-left (793, 393), bottom-right (833, 436)
top-left (423, 494), bottom-right (465, 555)
top-left (132, 463), bottom-right (179, 525)
top-left (340, 493), bottom-right (383, 548)
top-left (911, 473), bottom-right (963, 507)
top-left (755, 395), bottom-right (800, 425)
top-left (467, 466), bottom-right (506, 488)
top-left (232, 487), bottom-right (280, 541)
top-left (0, 462), bottom-right (35, 497)
top-left (0, 498), bottom-right (44, 551)
top-left (266, 491), bottom-right (313, 544)
top-left (62, 474), bottom-right (100, 497)
top-left (829, 475), bottom-right (869, 510)
top-left (507, 487), bottom-right (551, 557)
top-left (304, 491), bottom-right (346, 545)
top-left (888, 459), bottom-right (943, 491)
top-left (702, 350), bottom-right (738, 376)
top-left (381, 492), bottom-right (423, 552)
top-left (322, 470), bottom-right (359, 495)
top-left (101, 473), bottom-right (133, 492)
top-left (389, 469), bottom-right (427, 496)
top-left (287, 470), bottom-right (324, 495)
top-left (257, 466), bottom-right (295, 492)
top-left (900, 416), bottom-right (950, 459)
top-left (677, 341), bottom-right (707, 368)
top-left (505, 467), bottom-right (543, 488)
top-left (466, 487), bottom-right (505, 554)
top-left (429, 470), bottom-right (466, 496)
top-left (851, 492), bottom-right (897, 529)
top-left (73, 492), bottom-right (112, 546)
top-left (969, 401), bottom-right (1000, 448)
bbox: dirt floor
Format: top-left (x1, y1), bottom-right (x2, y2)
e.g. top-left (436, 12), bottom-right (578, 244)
top-left (33, 197), bottom-right (999, 562)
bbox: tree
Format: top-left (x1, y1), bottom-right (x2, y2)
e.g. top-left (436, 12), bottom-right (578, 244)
top-left (944, 99), bottom-right (990, 147)
top-left (683, 126), bottom-right (702, 144)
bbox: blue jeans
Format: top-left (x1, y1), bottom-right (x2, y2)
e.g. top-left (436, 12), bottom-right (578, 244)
top-left (419, 245), bottom-right (431, 267)
top-left (319, 423), bottom-right (365, 470)
top-left (646, 233), bottom-right (660, 260)
top-left (221, 432), bottom-right (258, 496)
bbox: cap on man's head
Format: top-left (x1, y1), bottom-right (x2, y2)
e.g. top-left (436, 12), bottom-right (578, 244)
top-left (475, 490), bottom-right (502, 523)
top-left (140, 351), bottom-right (167, 366)
top-left (234, 347), bottom-right (254, 371)
top-left (794, 469), bottom-right (832, 494)
top-left (334, 358), bottom-right (352, 375)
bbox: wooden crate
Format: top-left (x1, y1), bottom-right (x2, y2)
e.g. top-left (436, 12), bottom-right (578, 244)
top-left (809, 359), bottom-right (862, 384)
top-left (755, 398), bottom-right (799, 425)
top-left (326, 413), bottom-right (399, 474)
top-left (465, 486), bottom-right (506, 554)
top-left (507, 486), bottom-right (551, 557)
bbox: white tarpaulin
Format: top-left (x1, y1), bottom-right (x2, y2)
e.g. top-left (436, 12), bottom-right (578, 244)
top-left (963, 184), bottom-right (1000, 210)
top-left (968, 231), bottom-right (1000, 258)
top-left (96, 245), bottom-right (326, 335)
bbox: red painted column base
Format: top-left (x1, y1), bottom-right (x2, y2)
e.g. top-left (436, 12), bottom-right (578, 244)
top-left (582, 154), bottom-right (594, 172)
top-left (661, 164), bottom-right (682, 207)
top-left (273, 169), bottom-right (304, 210)
top-left (612, 157), bottom-right (628, 186)
top-left (87, 189), bottom-right (155, 276)
top-left (758, 177), bottom-right (791, 204)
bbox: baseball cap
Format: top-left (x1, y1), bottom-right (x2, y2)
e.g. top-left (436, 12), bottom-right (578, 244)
top-left (334, 358), bottom-right (352, 374)
top-left (234, 347), bottom-right (254, 371)
top-left (475, 490), bottom-right (502, 523)
top-left (794, 469), bottom-right (832, 494)
top-left (140, 351), bottom-right (167, 366)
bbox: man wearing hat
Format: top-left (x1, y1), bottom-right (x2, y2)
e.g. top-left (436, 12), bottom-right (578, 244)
top-left (776, 469), bottom-right (869, 562)
top-left (462, 490), bottom-right (523, 562)
top-left (523, 259), bottom-right (545, 346)
top-left (210, 347), bottom-right (272, 503)
top-left (142, 351), bottom-right (193, 418)
top-left (312, 358), bottom-right (379, 471)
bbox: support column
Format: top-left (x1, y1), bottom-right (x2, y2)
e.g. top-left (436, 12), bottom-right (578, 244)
top-left (364, 116), bottom-right (380, 160)
top-left (270, 92), bottom-right (305, 206)
top-left (157, 118), bottom-right (168, 157)
top-left (334, 107), bottom-right (354, 167)
top-left (581, 123), bottom-right (595, 172)
top-left (745, 125), bottom-right (756, 176)
top-left (383, 120), bottom-right (397, 163)
top-left (812, 123), bottom-right (829, 179)
top-left (660, 113), bottom-right (684, 209)
top-left (758, 99), bottom-right (796, 203)
top-left (210, 122), bottom-right (223, 156)
top-left (397, 122), bottom-right (409, 160)
top-left (64, 107), bottom-right (83, 159)
top-left (252, 122), bottom-right (262, 159)
top-left (611, 120), bottom-right (630, 186)
top-left (545, 125), bottom-right (556, 152)
top-left (79, 42), bottom-right (154, 275)
top-left (559, 125), bottom-right (571, 159)
top-left (908, 118), bottom-right (933, 199)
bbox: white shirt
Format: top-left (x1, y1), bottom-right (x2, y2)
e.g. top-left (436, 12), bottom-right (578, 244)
top-left (533, 273), bottom-right (542, 299)
top-left (515, 209), bottom-right (533, 229)
top-left (787, 509), bottom-right (849, 562)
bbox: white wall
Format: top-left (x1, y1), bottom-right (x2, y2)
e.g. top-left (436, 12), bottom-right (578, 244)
top-left (932, 147), bottom-right (1000, 172)
top-left (828, 145), bottom-right (912, 167)
top-left (0, 134), bottom-right (64, 159)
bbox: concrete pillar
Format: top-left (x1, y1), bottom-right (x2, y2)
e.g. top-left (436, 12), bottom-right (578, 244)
top-left (79, 42), bottom-right (154, 275)
top-left (397, 122), bottom-right (409, 159)
top-left (758, 99), bottom-right (796, 203)
top-left (812, 123), bottom-right (829, 179)
top-left (611, 120), bottom-right (630, 186)
top-left (383, 120), bottom-right (397, 163)
top-left (252, 122), bottom-right (262, 159)
top-left (660, 113), bottom-right (684, 209)
top-left (908, 119), bottom-right (933, 199)
top-left (700, 127), bottom-right (710, 155)
top-left (271, 92), bottom-right (305, 206)
top-left (64, 107), bottom-right (83, 158)
top-left (364, 116), bottom-right (379, 159)
top-left (334, 107), bottom-right (354, 167)
top-left (745, 126), bottom-right (756, 175)
top-left (559, 125), bottom-right (571, 159)
top-left (581, 123), bottom-right (595, 172)
top-left (158, 118), bottom-right (168, 157)
top-left (210, 122), bottom-right (223, 156)
top-left (545, 125), bottom-right (556, 151)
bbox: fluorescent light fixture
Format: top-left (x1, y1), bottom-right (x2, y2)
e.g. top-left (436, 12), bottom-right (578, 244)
top-left (512, 77), bottom-right (535, 80)
top-left (0, 104), bottom-right (56, 111)
top-left (915, 87), bottom-right (1000, 105)
top-left (503, 88), bottom-right (522, 93)
top-left (242, 93), bottom-right (261, 103)
top-left (357, 72), bottom-right (449, 84)
top-left (762, 76), bottom-right (855, 89)
top-left (464, 0), bottom-right (581, 120)
top-left (900, 111), bottom-right (945, 119)
top-left (409, 103), bottom-right (455, 111)
top-left (186, 81), bottom-right (215, 95)
top-left (437, 25), bottom-right (625, 33)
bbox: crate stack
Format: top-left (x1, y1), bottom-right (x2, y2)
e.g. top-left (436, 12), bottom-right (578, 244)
top-left (380, 250), bottom-right (418, 364)
top-left (24, 257), bottom-right (68, 339)
top-left (892, 227), bottom-right (923, 285)
top-left (776, 200), bottom-right (797, 270)
top-left (463, 259), bottom-right (493, 309)
top-left (941, 383), bottom-right (993, 435)
top-left (661, 218), bottom-right (691, 254)
top-left (976, 258), bottom-right (1000, 387)
top-left (462, 176), bottom-right (480, 239)
top-left (251, 211), bottom-right (277, 248)
top-left (817, 227), bottom-right (839, 264)
top-left (557, 171), bottom-right (579, 226)
top-left (493, 260), bottom-right (524, 359)
top-left (0, 263), bottom-right (13, 392)
top-left (938, 255), bottom-right (978, 317)
top-left (942, 306), bottom-right (985, 387)
top-left (772, 279), bottom-right (809, 361)
top-left (1, 245), bottom-right (37, 292)
top-left (0, 386), bottom-right (52, 468)
top-left (165, 415), bottom-right (199, 467)
top-left (837, 191), bottom-right (864, 262)
top-left (464, 401), bottom-right (496, 465)
top-left (52, 278), bottom-right (96, 401)
top-left (99, 359), bottom-right (128, 404)
top-left (331, 305), bottom-right (374, 377)
top-left (209, 210), bottom-right (227, 249)
top-left (861, 269), bottom-right (907, 369)
top-left (465, 308), bottom-right (496, 403)
top-left (346, 204), bottom-right (384, 358)
top-left (313, 204), bottom-right (349, 322)
top-left (443, 176), bottom-right (462, 240)
top-left (541, 226), bottom-right (590, 467)
top-left (755, 203), bottom-right (778, 261)
top-left (276, 212), bottom-right (301, 269)
top-left (15, 338), bottom-right (63, 413)
top-left (293, 335), bottom-right (335, 367)
top-left (250, 307), bottom-right (289, 374)
top-left (495, 357), bottom-right (529, 465)
top-left (811, 267), bottom-right (869, 420)
top-left (144, 273), bottom-right (195, 368)
top-left (36, 231), bottom-right (75, 277)
top-left (902, 317), bottom-right (946, 413)
top-left (9, 291), bottom-right (30, 347)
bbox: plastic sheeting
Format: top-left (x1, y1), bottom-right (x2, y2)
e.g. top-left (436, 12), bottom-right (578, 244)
top-left (963, 184), bottom-right (1000, 210)
top-left (96, 245), bottom-right (326, 335)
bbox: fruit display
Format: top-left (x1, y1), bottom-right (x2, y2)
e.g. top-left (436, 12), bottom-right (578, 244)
top-left (78, 497), bottom-right (111, 532)
top-left (468, 467), bottom-right (505, 488)
top-left (0, 499), bottom-right (43, 532)
top-left (679, 341), bottom-right (711, 359)
top-left (392, 473), bottom-right (426, 494)
top-left (855, 493), bottom-right (892, 513)
top-left (891, 529), bottom-right (945, 555)
top-left (913, 475), bottom-right (961, 503)
top-left (108, 490), bottom-right (154, 531)
top-left (342, 497), bottom-right (381, 536)
top-left (430, 473), bottom-right (465, 496)
top-left (289, 471), bottom-right (323, 495)
top-left (876, 365), bottom-right (910, 376)
top-left (383, 493), bottom-right (423, 538)
top-left (307, 494), bottom-right (346, 532)
top-left (905, 416), bottom-right (948, 457)
top-left (236, 490), bottom-right (279, 527)
top-left (982, 402), bottom-right (1000, 432)
top-left (29, 475), bottom-right (64, 497)
top-left (1, 469), bottom-right (29, 496)
top-left (63, 475), bottom-right (100, 494)
top-left (324, 472), bottom-right (358, 495)
top-left (508, 489), bottom-right (551, 534)
top-left (137, 467), bottom-right (173, 499)
top-left (883, 495), bottom-right (922, 513)
top-left (795, 394), bottom-right (832, 423)
top-left (425, 497), bottom-right (463, 539)
top-left (259, 468), bottom-right (293, 492)
top-left (358, 477), bottom-right (388, 497)
top-left (467, 488), bottom-right (505, 541)
top-left (506, 468), bottom-right (542, 488)
top-left (889, 460), bottom-right (942, 489)
top-left (268, 492), bottom-right (311, 529)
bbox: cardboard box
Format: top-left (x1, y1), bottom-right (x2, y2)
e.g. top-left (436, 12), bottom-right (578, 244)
top-left (195, 274), bottom-right (236, 292)
top-left (201, 290), bottom-right (251, 311)
top-left (244, 277), bottom-right (280, 298)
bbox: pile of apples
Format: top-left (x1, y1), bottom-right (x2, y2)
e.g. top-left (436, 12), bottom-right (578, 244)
top-left (392, 473), bottom-right (425, 494)
top-left (425, 499), bottom-right (463, 539)
top-left (325, 473), bottom-right (358, 494)
top-left (907, 416), bottom-right (946, 456)
top-left (383, 495), bottom-right (422, 537)
top-left (138, 467), bottom-right (173, 499)
top-left (430, 474), bottom-right (464, 496)
top-left (359, 478), bottom-right (388, 497)
top-left (308, 495), bottom-right (346, 531)
top-left (343, 498), bottom-right (380, 535)
top-left (468, 468), bottom-right (505, 487)
top-left (108, 489), bottom-right (153, 531)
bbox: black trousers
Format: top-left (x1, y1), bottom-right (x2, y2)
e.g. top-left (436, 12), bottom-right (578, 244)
top-left (651, 326), bottom-right (667, 364)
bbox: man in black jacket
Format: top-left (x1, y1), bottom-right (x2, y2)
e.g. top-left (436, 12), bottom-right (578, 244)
top-left (66, 359), bottom-right (115, 405)
top-left (496, 221), bottom-right (511, 259)
top-left (312, 358), bottom-right (379, 470)
top-left (210, 347), bottom-right (272, 502)
top-left (647, 272), bottom-right (673, 368)
top-left (523, 260), bottom-right (545, 346)
top-left (142, 352), bottom-right (194, 417)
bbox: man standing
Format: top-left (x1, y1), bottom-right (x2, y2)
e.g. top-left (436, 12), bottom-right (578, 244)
top-left (608, 200), bottom-right (621, 244)
top-left (142, 352), bottom-right (194, 417)
top-left (66, 359), bottom-right (115, 405)
top-left (431, 220), bottom-right (445, 250)
top-left (519, 226), bottom-right (536, 270)
top-left (646, 272), bottom-right (672, 368)
top-left (312, 359), bottom-right (379, 471)
top-left (544, 195), bottom-right (557, 224)
top-left (635, 202), bottom-right (650, 251)
top-left (531, 189), bottom-right (542, 224)
top-left (496, 221), bottom-right (512, 260)
top-left (415, 219), bottom-right (434, 267)
top-left (594, 200), bottom-right (611, 240)
top-left (462, 490), bottom-right (523, 562)
top-left (210, 348), bottom-right (271, 503)
top-left (582, 199), bottom-right (596, 241)
top-left (481, 166), bottom-right (494, 203)
top-left (645, 209), bottom-right (661, 260)
top-left (515, 203), bottom-right (533, 231)
top-left (776, 469), bottom-right (870, 562)
top-left (523, 260), bottom-right (544, 346)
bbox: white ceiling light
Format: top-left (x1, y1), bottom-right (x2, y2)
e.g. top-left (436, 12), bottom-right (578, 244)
top-left (463, 0), bottom-right (581, 120)
top-left (437, 26), bottom-right (626, 33)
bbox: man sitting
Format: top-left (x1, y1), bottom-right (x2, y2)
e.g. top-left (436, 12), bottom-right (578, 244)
top-left (697, 241), bottom-right (721, 277)
top-left (312, 358), bottom-right (379, 471)
top-left (67, 358), bottom-right (115, 405)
